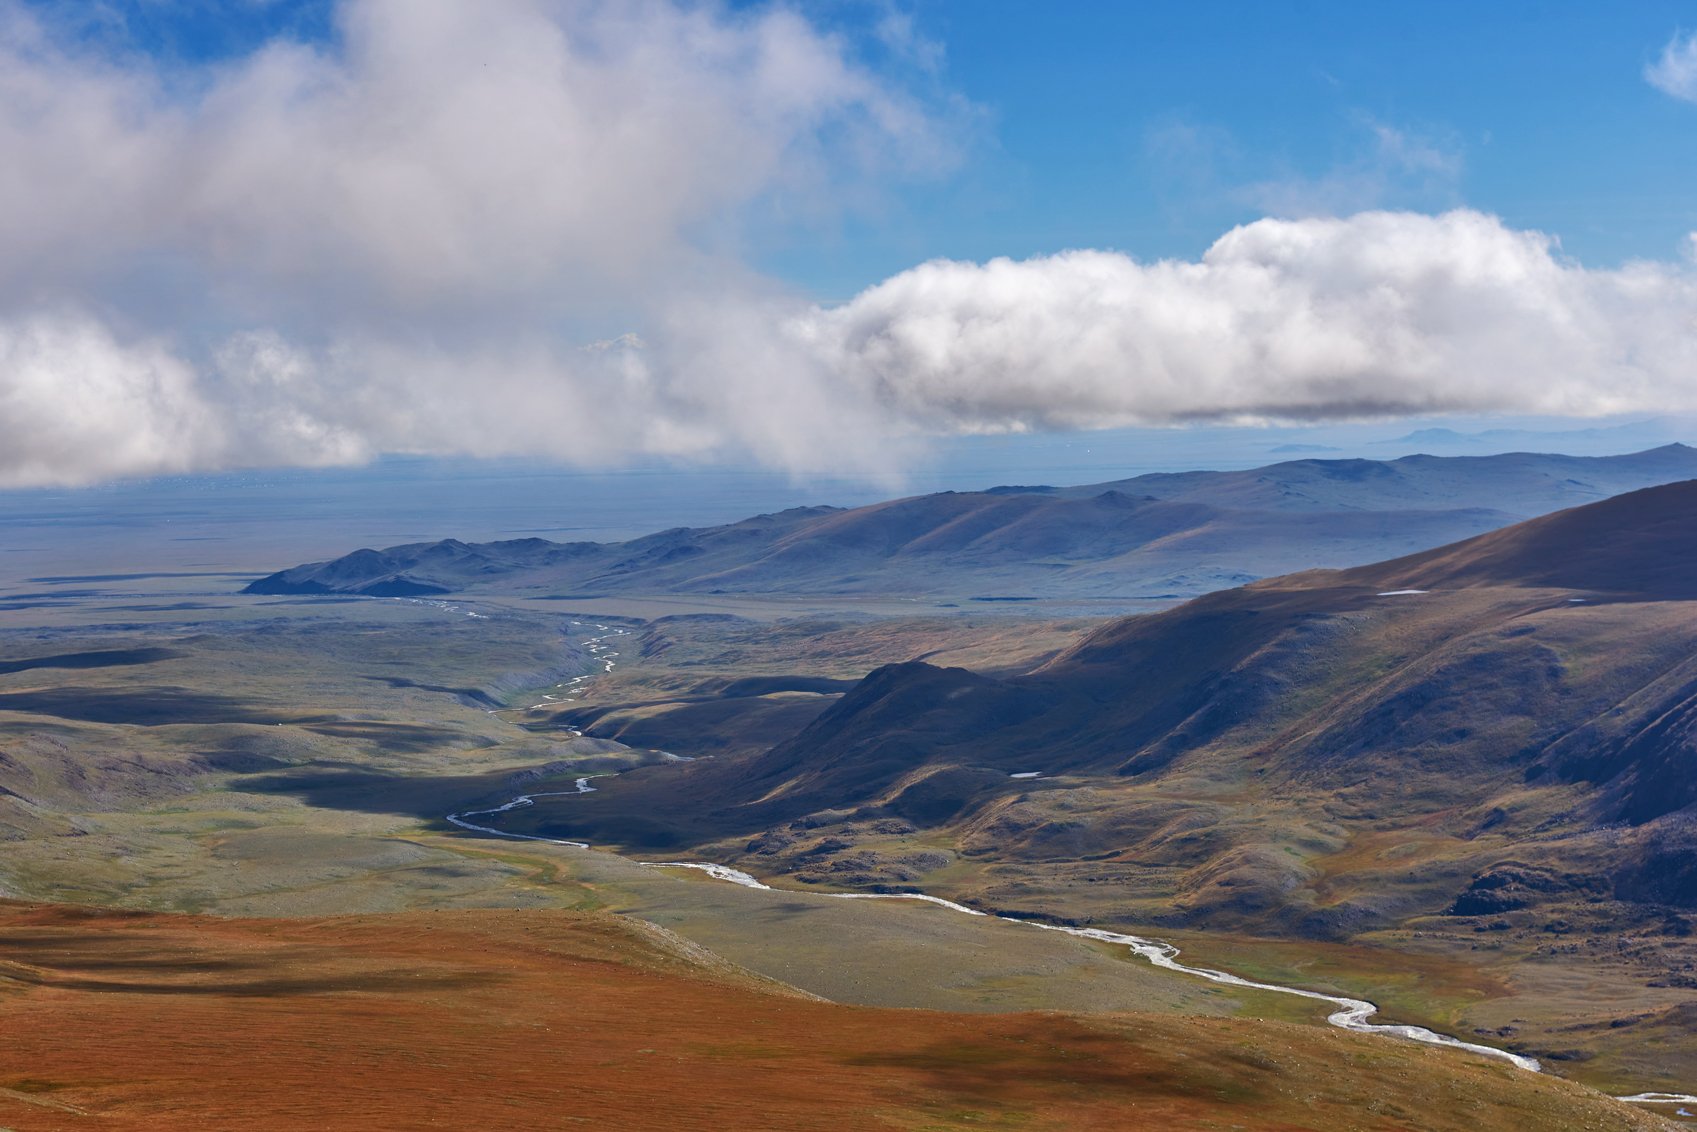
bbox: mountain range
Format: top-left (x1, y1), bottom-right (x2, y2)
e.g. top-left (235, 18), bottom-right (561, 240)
top-left (245, 444), bottom-right (1697, 602)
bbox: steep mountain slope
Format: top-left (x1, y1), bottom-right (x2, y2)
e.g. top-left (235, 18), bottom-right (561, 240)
top-left (245, 444), bottom-right (1697, 602)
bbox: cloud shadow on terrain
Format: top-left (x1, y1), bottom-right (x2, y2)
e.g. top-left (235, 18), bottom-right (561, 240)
top-left (0, 931), bottom-right (502, 996)
top-left (0, 687), bottom-right (286, 726)
top-left (235, 765), bottom-right (543, 827)
top-left (842, 1020), bottom-right (1218, 1103)
top-left (234, 760), bottom-right (715, 850)
top-left (362, 675), bottom-right (500, 708)
top-left (294, 719), bottom-right (483, 754)
top-left (0, 648), bottom-right (182, 676)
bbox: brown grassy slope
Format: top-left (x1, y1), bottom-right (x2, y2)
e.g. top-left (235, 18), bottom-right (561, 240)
top-left (0, 901), bottom-right (1671, 1132)
top-left (1343, 478), bottom-right (1697, 598)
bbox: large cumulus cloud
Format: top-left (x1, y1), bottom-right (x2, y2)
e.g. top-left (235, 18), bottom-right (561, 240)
top-left (2, 1), bottom-right (1696, 488)
top-left (785, 210), bottom-right (1697, 432)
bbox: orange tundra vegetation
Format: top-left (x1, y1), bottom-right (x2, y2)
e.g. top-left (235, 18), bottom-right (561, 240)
top-left (0, 901), bottom-right (1670, 1131)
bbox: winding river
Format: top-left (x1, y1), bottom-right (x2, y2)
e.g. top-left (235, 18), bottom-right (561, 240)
top-left (450, 622), bottom-right (1697, 1112)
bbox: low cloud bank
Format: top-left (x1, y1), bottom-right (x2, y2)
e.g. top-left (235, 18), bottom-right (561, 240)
top-left (2, 3), bottom-right (1696, 488)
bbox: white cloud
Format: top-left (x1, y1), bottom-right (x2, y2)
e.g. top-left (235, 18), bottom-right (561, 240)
top-left (2, 5), bottom-right (1697, 489)
top-left (0, 313), bottom-right (219, 488)
top-left (0, 0), bottom-right (960, 484)
top-left (0, 0), bottom-right (957, 316)
top-left (780, 210), bottom-right (1697, 431)
top-left (1238, 117), bottom-right (1463, 218)
top-left (1647, 30), bottom-right (1697, 103)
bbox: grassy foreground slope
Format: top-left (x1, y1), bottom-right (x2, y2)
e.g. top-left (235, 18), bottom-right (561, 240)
top-left (0, 900), bottom-right (1671, 1132)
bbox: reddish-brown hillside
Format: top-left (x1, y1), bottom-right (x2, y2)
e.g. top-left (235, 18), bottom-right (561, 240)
top-left (0, 902), bottom-right (1666, 1131)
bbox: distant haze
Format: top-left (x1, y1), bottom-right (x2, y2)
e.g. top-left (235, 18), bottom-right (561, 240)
top-left (2, 423), bottom-right (1686, 589)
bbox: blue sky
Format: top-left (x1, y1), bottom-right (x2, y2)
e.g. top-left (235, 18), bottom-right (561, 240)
top-left (3, 0), bottom-right (1697, 491)
top-left (43, 1), bottom-right (1697, 290)
top-left (789, 1), bottom-right (1697, 295)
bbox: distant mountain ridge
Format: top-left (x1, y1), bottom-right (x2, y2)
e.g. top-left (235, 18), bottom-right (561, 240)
top-left (245, 444), bottom-right (1697, 602)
